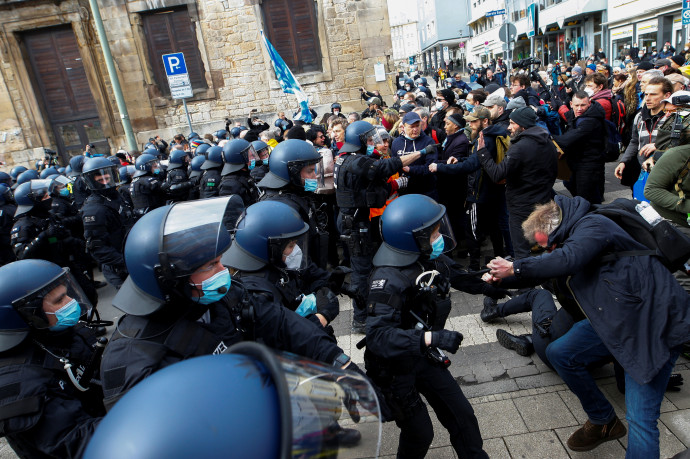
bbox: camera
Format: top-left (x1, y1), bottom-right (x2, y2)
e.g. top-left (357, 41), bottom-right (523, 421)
top-left (671, 95), bottom-right (690, 106)
top-left (513, 57), bottom-right (542, 69)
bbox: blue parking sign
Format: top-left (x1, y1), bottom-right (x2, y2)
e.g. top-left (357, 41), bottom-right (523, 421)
top-left (162, 53), bottom-right (188, 76)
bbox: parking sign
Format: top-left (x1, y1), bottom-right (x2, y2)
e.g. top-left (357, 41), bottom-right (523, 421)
top-left (162, 52), bottom-right (193, 99)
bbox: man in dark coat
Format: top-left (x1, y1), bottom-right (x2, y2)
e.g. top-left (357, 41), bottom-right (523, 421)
top-left (428, 88), bottom-right (458, 144)
top-left (487, 195), bottom-right (689, 457)
top-left (477, 107), bottom-right (557, 258)
top-left (553, 92), bottom-right (606, 204)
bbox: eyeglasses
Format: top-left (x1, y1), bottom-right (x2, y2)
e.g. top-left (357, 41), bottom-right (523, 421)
top-left (435, 98), bottom-right (445, 102)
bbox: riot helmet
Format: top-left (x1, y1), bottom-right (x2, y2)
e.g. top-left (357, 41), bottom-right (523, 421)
top-left (201, 146), bottom-right (223, 170)
top-left (189, 155), bottom-right (205, 179)
top-left (143, 147), bottom-right (160, 158)
top-left (113, 196), bottom-right (245, 315)
top-left (331, 103), bottom-right (342, 115)
top-left (84, 342), bottom-right (383, 459)
top-left (39, 167), bottom-right (59, 179)
top-left (195, 143), bottom-right (211, 157)
top-left (221, 139), bottom-right (258, 175)
top-left (57, 167), bottom-right (66, 175)
top-left (230, 126), bottom-right (248, 139)
top-left (168, 150), bottom-right (188, 170)
top-left (250, 140), bottom-right (270, 162)
top-left (107, 156), bottom-right (122, 167)
top-left (0, 184), bottom-right (12, 206)
top-left (222, 200), bottom-right (310, 272)
top-left (68, 156), bottom-right (86, 177)
top-left (0, 260), bottom-right (93, 350)
top-left (274, 119), bottom-right (290, 131)
top-left (188, 132), bottom-right (200, 141)
top-left (9, 165), bottom-right (27, 182)
top-left (257, 139), bottom-right (322, 190)
top-left (13, 169), bottom-right (39, 189)
top-left (373, 194), bottom-right (456, 267)
top-left (82, 157), bottom-right (120, 191)
top-left (339, 120), bottom-right (383, 154)
top-left (14, 179), bottom-right (57, 217)
top-left (118, 166), bottom-right (131, 185)
top-left (0, 172), bottom-right (11, 187)
top-left (50, 176), bottom-right (71, 198)
top-left (214, 129), bottom-right (228, 141)
top-left (133, 154), bottom-right (160, 178)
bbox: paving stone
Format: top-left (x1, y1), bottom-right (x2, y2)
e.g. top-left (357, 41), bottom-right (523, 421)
top-left (482, 437), bottom-right (510, 458)
top-left (500, 356), bottom-right (533, 370)
top-left (665, 369), bottom-right (690, 410)
top-left (508, 365), bottom-right (540, 379)
top-left (473, 399), bottom-right (528, 439)
top-left (558, 389), bottom-right (589, 424)
top-left (554, 426), bottom-right (626, 458)
top-left (513, 392), bottom-right (578, 432)
top-left (617, 416), bottom-right (687, 458)
top-left (460, 378), bottom-right (520, 399)
top-left (503, 430), bottom-right (570, 458)
top-left (515, 372), bottom-right (565, 390)
top-left (660, 409), bottom-right (690, 448)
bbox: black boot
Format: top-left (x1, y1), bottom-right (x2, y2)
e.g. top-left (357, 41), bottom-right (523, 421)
top-left (496, 329), bottom-right (534, 356)
top-left (480, 296), bottom-right (502, 322)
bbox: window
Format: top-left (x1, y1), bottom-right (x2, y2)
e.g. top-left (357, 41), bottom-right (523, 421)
top-left (141, 6), bottom-right (207, 96)
top-left (261, 0), bottom-right (322, 74)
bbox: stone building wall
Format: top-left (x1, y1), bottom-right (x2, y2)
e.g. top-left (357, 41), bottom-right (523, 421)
top-left (0, 0), bottom-right (394, 168)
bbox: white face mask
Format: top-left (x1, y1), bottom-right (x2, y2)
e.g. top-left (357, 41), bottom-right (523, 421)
top-left (405, 86), bottom-right (411, 91)
top-left (333, 110), bottom-right (340, 116)
top-left (584, 87), bottom-right (594, 97)
top-left (285, 244), bottom-right (303, 270)
top-left (435, 101), bottom-right (445, 110)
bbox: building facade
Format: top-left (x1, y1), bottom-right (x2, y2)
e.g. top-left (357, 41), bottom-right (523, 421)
top-left (391, 21), bottom-right (421, 71)
top-left (418, 0), bottom-right (471, 73)
top-left (0, 0), bottom-right (393, 167)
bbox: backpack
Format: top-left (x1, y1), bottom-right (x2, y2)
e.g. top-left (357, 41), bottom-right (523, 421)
top-left (493, 135), bottom-right (511, 185)
top-left (610, 94), bottom-right (627, 136)
top-left (602, 119), bottom-right (623, 162)
top-left (593, 198), bottom-right (690, 272)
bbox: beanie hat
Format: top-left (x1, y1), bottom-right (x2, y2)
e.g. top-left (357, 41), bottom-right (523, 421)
top-left (572, 65), bottom-right (583, 75)
top-left (637, 61), bottom-right (654, 71)
top-left (671, 54), bottom-right (686, 66)
top-left (447, 113), bottom-right (466, 128)
top-left (439, 88), bottom-right (456, 104)
top-left (586, 64), bottom-right (597, 71)
top-left (509, 106), bottom-right (537, 128)
top-left (506, 96), bottom-right (526, 111)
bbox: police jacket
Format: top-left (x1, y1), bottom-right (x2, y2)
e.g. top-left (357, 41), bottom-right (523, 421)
top-left (249, 163), bottom-right (270, 183)
top-left (165, 168), bottom-right (193, 203)
top-left (199, 169), bottom-right (221, 199)
top-left (478, 125), bottom-right (557, 215)
top-left (218, 171), bottom-right (259, 206)
top-left (11, 208), bottom-right (76, 265)
top-left (81, 190), bottom-right (133, 271)
top-left (0, 326), bottom-right (104, 458)
top-left (511, 196), bottom-right (690, 385)
top-left (130, 175), bottom-right (168, 212)
top-left (554, 102), bottom-right (606, 166)
top-left (0, 202), bottom-right (17, 265)
top-left (390, 132), bottom-right (438, 199)
top-left (100, 282), bottom-right (344, 410)
top-left (117, 184), bottom-right (134, 209)
top-left (50, 195), bottom-right (83, 237)
top-left (334, 153), bottom-right (403, 216)
top-left (71, 177), bottom-right (90, 210)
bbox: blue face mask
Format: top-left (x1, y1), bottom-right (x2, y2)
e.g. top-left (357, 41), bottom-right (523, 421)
top-left (47, 298), bottom-right (81, 331)
top-left (464, 101), bottom-right (475, 112)
top-left (366, 145), bottom-right (375, 156)
top-left (191, 269), bottom-right (232, 305)
top-left (59, 188), bottom-right (70, 197)
top-left (153, 168), bottom-right (161, 175)
top-left (430, 234), bottom-right (444, 260)
top-left (304, 178), bottom-right (318, 192)
top-left (249, 159), bottom-right (256, 170)
top-left (295, 293), bottom-right (317, 317)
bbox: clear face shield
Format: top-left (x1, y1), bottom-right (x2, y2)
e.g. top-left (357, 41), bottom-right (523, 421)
top-left (243, 144), bottom-right (260, 166)
top-left (271, 229), bottom-right (311, 271)
top-left (225, 343), bottom-right (382, 458)
top-left (360, 128), bottom-right (384, 151)
top-left (12, 268), bottom-right (91, 330)
top-left (28, 179), bottom-right (56, 202)
top-left (83, 165), bottom-right (120, 190)
top-left (257, 147), bottom-right (270, 161)
top-left (160, 196), bottom-right (245, 279)
top-left (412, 212), bottom-right (457, 258)
top-left (313, 158), bottom-right (327, 187)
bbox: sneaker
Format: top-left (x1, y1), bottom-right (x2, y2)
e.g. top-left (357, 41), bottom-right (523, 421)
top-left (567, 417), bottom-right (627, 452)
top-left (352, 320), bottom-right (366, 334)
top-left (480, 296), bottom-right (501, 322)
top-left (496, 329), bottom-right (534, 356)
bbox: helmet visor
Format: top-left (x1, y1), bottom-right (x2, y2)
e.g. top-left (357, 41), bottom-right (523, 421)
top-left (29, 179), bottom-right (56, 201)
top-left (161, 196), bottom-right (245, 278)
top-left (12, 268), bottom-right (90, 330)
top-left (271, 230), bottom-right (310, 271)
top-left (83, 165), bottom-right (120, 189)
top-left (412, 212), bottom-right (457, 257)
top-left (361, 128), bottom-right (384, 149)
top-left (313, 157), bottom-right (327, 188)
top-left (244, 144), bottom-right (259, 165)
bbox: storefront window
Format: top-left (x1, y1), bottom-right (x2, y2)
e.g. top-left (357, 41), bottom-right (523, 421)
top-left (612, 38), bottom-right (632, 61)
top-left (639, 33), bottom-right (656, 54)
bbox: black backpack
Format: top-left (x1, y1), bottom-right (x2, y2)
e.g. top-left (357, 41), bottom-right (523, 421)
top-left (593, 198), bottom-right (690, 272)
top-left (602, 119), bottom-right (623, 162)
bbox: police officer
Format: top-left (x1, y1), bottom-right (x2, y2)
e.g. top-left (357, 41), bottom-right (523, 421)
top-left (249, 140), bottom-right (271, 183)
top-left (187, 155), bottom-right (206, 201)
top-left (364, 194), bottom-right (487, 458)
top-left (130, 153), bottom-right (169, 217)
top-left (9, 166), bottom-right (27, 186)
top-left (198, 146), bottom-right (223, 198)
top-left (99, 196), bottom-right (360, 412)
top-left (80, 157), bottom-right (134, 289)
top-left (117, 165), bottom-right (134, 208)
top-left (164, 150), bottom-right (193, 203)
top-left (50, 176), bottom-right (82, 237)
top-left (258, 139), bottom-right (335, 268)
top-left (218, 139), bottom-right (260, 206)
top-left (12, 169), bottom-right (39, 190)
top-left (68, 155), bottom-right (90, 209)
top-left (0, 259), bottom-right (106, 457)
top-left (0, 184), bottom-right (16, 266)
top-left (334, 120), bottom-right (428, 332)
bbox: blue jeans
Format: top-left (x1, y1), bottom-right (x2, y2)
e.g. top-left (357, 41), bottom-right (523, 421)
top-left (547, 320), bottom-right (679, 458)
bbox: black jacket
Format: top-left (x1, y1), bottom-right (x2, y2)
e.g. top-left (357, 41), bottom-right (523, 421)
top-left (478, 126), bottom-right (557, 215)
top-left (81, 190), bottom-right (133, 271)
top-left (553, 101), bottom-right (606, 165)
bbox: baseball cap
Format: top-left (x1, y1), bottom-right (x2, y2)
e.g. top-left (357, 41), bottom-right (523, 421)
top-left (464, 106), bottom-right (491, 121)
top-left (655, 59), bottom-right (673, 68)
top-left (367, 97), bottom-right (382, 106)
top-left (662, 90), bottom-right (690, 105)
top-left (482, 92), bottom-right (506, 108)
top-left (402, 112), bottom-right (422, 125)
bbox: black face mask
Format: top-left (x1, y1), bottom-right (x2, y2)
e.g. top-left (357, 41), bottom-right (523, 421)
top-left (37, 198), bottom-right (53, 213)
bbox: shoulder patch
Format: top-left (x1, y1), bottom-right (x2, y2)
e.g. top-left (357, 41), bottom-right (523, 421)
top-left (83, 215), bottom-right (96, 223)
top-left (370, 279), bottom-right (387, 290)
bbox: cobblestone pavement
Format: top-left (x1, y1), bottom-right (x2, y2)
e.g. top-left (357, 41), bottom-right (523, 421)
top-left (1, 164), bottom-right (688, 458)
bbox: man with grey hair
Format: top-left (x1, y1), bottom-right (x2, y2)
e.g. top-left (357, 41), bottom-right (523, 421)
top-left (482, 92), bottom-right (509, 129)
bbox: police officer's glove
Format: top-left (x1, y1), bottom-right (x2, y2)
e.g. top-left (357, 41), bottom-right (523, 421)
top-left (430, 330), bottom-right (463, 353)
top-left (421, 144), bottom-right (440, 155)
top-left (314, 288), bottom-right (339, 323)
top-left (45, 223), bottom-right (68, 239)
top-left (666, 373), bottom-right (684, 392)
top-left (327, 266), bottom-right (352, 293)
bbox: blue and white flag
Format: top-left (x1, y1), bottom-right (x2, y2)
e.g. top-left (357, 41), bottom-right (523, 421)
top-left (260, 31), bottom-right (313, 123)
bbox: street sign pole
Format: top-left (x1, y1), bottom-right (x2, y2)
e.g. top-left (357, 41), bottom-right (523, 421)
top-left (162, 52), bottom-right (195, 135)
